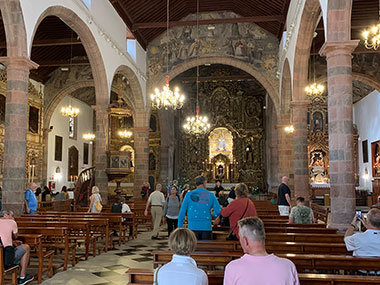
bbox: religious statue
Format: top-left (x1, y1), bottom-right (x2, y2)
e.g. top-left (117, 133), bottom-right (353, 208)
top-left (217, 164), bottom-right (225, 179)
top-left (309, 151), bottom-right (327, 184)
top-left (312, 111), bottom-right (323, 131)
top-left (216, 137), bottom-right (226, 151)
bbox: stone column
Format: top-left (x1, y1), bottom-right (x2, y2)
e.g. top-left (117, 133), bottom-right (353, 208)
top-left (94, 105), bottom-right (109, 204)
top-left (133, 128), bottom-right (149, 198)
top-left (276, 114), bottom-right (294, 191)
top-left (320, 40), bottom-right (359, 229)
top-left (0, 57), bottom-right (38, 215)
top-left (291, 101), bottom-right (309, 200)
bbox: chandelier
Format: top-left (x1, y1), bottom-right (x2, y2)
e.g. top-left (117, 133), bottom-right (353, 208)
top-left (305, 36), bottom-right (324, 98)
top-left (61, 105), bottom-right (80, 117)
top-left (363, 0), bottom-right (380, 50)
top-left (150, 0), bottom-right (185, 110)
top-left (83, 133), bottom-right (95, 140)
top-left (61, 32), bottom-right (80, 117)
top-left (183, 0), bottom-right (211, 136)
top-left (118, 129), bottom-right (133, 139)
top-left (284, 125), bottom-right (294, 134)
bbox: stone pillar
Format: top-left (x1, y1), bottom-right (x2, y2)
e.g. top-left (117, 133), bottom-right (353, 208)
top-left (320, 40), bottom-right (359, 229)
top-left (291, 101), bottom-right (309, 200)
top-left (94, 105), bottom-right (109, 203)
top-left (133, 128), bottom-right (149, 198)
top-left (276, 114), bottom-right (294, 191)
top-left (159, 145), bottom-right (175, 186)
top-left (0, 57), bottom-right (38, 215)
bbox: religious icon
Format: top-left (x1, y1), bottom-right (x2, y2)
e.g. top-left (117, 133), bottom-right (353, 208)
top-left (216, 137), bottom-right (226, 151)
top-left (312, 111), bottom-right (323, 131)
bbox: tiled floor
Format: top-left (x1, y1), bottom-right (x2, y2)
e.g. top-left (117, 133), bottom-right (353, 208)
top-left (39, 227), bottom-right (169, 285)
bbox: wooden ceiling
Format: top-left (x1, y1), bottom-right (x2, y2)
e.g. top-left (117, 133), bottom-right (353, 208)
top-left (109, 0), bottom-right (291, 49)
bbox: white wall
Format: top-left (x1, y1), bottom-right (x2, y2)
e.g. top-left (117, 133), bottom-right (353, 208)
top-left (47, 96), bottom-right (94, 192)
top-left (19, 0), bottom-right (147, 106)
top-left (353, 90), bottom-right (380, 192)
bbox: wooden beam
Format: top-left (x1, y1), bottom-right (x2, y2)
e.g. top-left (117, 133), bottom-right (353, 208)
top-left (0, 38), bottom-right (82, 49)
top-left (36, 59), bottom-right (89, 67)
top-left (132, 15), bottom-right (285, 30)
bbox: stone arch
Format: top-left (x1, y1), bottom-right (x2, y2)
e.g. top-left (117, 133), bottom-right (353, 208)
top-left (317, 72), bottom-right (380, 93)
top-left (292, 0), bottom-right (322, 102)
top-left (30, 6), bottom-right (108, 105)
top-left (44, 80), bottom-right (94, 131)
top-left (151, 56), bottom-right (280, 117)
top-left (111, 65), bottom-right (147, 127)
top-left (281, 58), bottom-right (292, 115)
top-left (0, 0), bottom-right (28, 57)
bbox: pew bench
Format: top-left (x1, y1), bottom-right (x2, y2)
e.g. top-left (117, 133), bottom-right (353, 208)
top-left (0, 246), bottom-right (19, 285)
top-left (126, 268), bottom-right (380, 285)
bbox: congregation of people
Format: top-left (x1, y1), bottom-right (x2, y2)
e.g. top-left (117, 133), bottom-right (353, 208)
top-left (1, 175), bottom-right (380, 285)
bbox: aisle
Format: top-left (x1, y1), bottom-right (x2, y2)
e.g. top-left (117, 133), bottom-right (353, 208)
top-left (41, 228), bottom-right (168, 285)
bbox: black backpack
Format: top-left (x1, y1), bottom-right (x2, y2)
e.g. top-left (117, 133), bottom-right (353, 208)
top-left (0, 239), bottom-right (15, 269)
top-left (111, 202), bottom-right (122, 213)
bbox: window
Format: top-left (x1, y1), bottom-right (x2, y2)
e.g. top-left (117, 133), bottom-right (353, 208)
top-left (83, 143), bottom-right (89, 165)
top-left (55, 136), bottom-right (63, 161)
top-left (362, 140), bottom-right (369, 163)
top-left (81, 0), bottom-right (91, 9)
top-left (127, 39), bottom-right (137, 61)
top-left (69, 116), bottom-right (77, 140)
top-left (28, 106), bottom-right (39, 134)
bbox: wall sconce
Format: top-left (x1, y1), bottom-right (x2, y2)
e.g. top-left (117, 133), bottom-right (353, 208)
top-left (55, 166), bottom-right (62, 180)
top-left (363, 167), bottom-right (369, 180)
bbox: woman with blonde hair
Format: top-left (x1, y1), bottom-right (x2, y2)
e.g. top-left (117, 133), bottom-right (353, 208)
top-left (156, 228), bottom-right (208, 284)
top-left (88, 186), bottom-right (102, 213)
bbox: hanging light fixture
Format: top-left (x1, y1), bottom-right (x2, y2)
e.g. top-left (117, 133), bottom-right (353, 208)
top-left (150, 0), bottom-right (185, 110)
top-left (83, 133), bottom-right (95, 141)
top-left (305, 35), bottom-right (324, 98)
top-left (118, 129), bottom-right (133, 139)
top-left (363, 0), bottom-right (380, 50)
top-left (284, 125), bottom-right (295, 134)
top-left (183, 0), bottom-right (211, 136)
top-left (61, 31), bottom-right (80, 117)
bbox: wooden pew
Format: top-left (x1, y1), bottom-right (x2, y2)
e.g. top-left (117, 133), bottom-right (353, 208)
top-left (152, 251), bottom-right (380, 273)
top-left (16, 219), bottom-right (94, 261)
top-left (18, 227), bottom-right (73, 272)
top-left (213, 222), bottom-right (327, 232)
top-left (196, 241), bottom-right (348, 255)
top-left (126, 268), bottom-right (380, 285)
top-left (311, 203), bottom-right (329, 223)
top-left (266, 233), bottom-right (344, 243)
top-left (0, 246), bottom-right (19, 285)
top-left (17, 234), bottom-right (54, 284)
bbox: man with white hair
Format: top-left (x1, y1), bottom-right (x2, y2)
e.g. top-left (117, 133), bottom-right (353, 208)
top-left (277, 176), bottom-right (292, 216)
top-left (224, 217), bottom-right (299, 285)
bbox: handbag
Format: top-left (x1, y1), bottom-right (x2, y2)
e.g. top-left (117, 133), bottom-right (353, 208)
top-left (1, 239), bottom-right (15, 270)
top-left (226, 199), bottom-right (249, 241)
top-left (95, 194), bottom-right (103, 212)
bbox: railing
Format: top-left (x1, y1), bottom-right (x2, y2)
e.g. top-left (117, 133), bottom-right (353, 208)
top-left (74, 167), bottom-right (95, 209)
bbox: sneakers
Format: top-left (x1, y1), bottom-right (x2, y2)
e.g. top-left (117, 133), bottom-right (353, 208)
top-left (18, 274), bottom-right (34, 285)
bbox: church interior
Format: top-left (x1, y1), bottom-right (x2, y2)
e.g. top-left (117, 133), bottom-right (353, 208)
top-left (1, 0), bottom-right (380, 284)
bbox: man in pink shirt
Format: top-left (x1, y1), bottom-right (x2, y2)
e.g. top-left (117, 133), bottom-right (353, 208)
top-left (0, 210), bottom-right (33, 285)
top-left (223, 217), bottom-right (299, 285)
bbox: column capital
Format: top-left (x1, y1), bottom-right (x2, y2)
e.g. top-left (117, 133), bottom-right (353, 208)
top-left (290, 100), bottom-right (309, 109)
top-left (0, 56), bottom-right (38, 70)
top-left (319, 40), bottom-right (360, 57)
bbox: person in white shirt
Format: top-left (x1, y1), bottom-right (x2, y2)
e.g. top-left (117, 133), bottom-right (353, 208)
top-left (144, 184), bottom-right (165, 239)
top-left (156, 228), bottom-right (208, 285)
top-left (344, 208), bottom-right (380, 257)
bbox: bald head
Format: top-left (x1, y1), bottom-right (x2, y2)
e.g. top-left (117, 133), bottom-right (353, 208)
top-left (281, 176), bottom-right (289, 184)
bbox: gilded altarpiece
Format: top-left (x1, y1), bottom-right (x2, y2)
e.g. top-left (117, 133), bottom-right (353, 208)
top-left (179, 76), bottom-right (266, 189)
top-left (0, 71), bottom-right (44, 185)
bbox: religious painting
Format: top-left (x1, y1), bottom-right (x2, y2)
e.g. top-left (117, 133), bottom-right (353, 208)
top-left (372, 140), bottom-right (380, 177)
top-left (68, 146), bottom-right (79, 179)
top-left (28, 106), bottom-right (39, 134)
top-left (110, 115), bottom-right (133, 139)
top-left (312, 111), bottom-right (323, 131)
top-left (309, 150), bottom-right (328, 184)
top-left (150, 115), bottom-right (157, 132)
top-left (55, 135), bottom-right (63, 161)
top-left (0, 94), bottom-right (5, 124)
top-left (111, 156), bottom-right (119, 169)
top-left (69, 116), bottom-right (77, 139)
top-left (120, 157), bottom-right (127, 168)
top-left (362, 140), bottom-right (369, 163)
top-left (83, 143), bottom-right (89, 165)
top-left (149, 153), bottom-right (156, 171)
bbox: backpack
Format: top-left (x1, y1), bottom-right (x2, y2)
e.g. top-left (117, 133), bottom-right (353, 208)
top-left (0, 239), bottom-right (15, 269)
top-left (111, 202), bottom-right (122, 213)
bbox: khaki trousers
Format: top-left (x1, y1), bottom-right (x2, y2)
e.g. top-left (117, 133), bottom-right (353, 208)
top-left (151, 206), bottom-right (163, 237)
